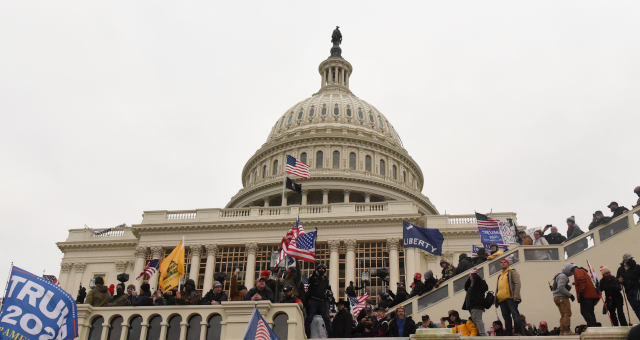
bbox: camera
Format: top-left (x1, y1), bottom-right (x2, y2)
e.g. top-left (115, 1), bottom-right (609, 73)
top-left (117, 273), bottom-right (129, 283)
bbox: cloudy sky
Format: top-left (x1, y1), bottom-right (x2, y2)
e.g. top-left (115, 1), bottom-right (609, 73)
top-left (1, 1), bottom-right (638, 286)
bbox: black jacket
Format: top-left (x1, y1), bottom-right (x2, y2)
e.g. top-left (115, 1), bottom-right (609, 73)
top-left (410, 279), bottom-right (426, 297)
top-left (306, 270), bottom-right (331, 301)
top-left (612, 206), bottom-right (629, 218)
top-left (389, 287), bottom-right (409, 307)
top-left (544, 232), bottom-right (567, 245)
top-left (132, 294), bottom-right (153, 306)
top-left (600, 274), bottom-right (623, 306)
top-left (331, 309), bottom-right (353, 337)
top-left (589, 216), bottom-right (612, 230)
top-left (456, 254), bottom-right (474, 274)
top-left (566, 225), bottom-right (585, 240)
top-left (388, 316), bottom-right (416, 337)
top-left (617, 260), bottom-right (640, 290)
top-left (245, 287), bottom-right (274, 301)
top-left (462, 274), bottom-right (488, 310)
top-left (200, 289), bottom-right (228, 305)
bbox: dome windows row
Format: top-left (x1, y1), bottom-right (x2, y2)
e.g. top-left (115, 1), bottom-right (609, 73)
top-left (275, 103), bottom-right (389, 134)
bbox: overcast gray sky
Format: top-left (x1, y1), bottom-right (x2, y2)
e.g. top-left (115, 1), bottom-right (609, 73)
top-left (1, 1), bottom-right (638, 287)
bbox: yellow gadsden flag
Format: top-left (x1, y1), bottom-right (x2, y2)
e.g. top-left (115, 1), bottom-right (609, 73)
top-left (158, 240), bottom-right (185, 292)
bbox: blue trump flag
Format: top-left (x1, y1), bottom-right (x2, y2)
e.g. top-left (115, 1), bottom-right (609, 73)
top-left (243, 308), bottom-right (280, 340)
top-left (402, 221), bottom-right (444, 255)
top-left (0, 266), bottom-right (78, 340)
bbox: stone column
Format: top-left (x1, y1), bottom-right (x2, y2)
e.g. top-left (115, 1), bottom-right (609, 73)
top-left (159, 320), bottom-right (168, 340)
top-left (365, 193), bottom-right (371, 203)
top-left (282, 192), bottom-right (288, 206)
top-left (189, 245), bottom-right (202, 285)
top-left (301, 190), bottom-right (307, 205)
top-left (405, 247), bottom-right (415, 288)
top-left (150, 246), bottom-right (164, 292)
top-left (72, 263), bottom-right (86, 294)
top-left (343, 190), bottom-right (350, 203)
top-left (387, 238), bottom-right (400, 291)
top-left (202, 244), bottom-right (217, 293)
top-left (179, 321), bottom-right (188, 340)
top-left (245, 243), bottom-right (258, 289)
top-left (328, 240), bottom-right (341, 299)
top-left (264, 198), bottom-right (269, 207)
top-left (322, 190), bottom-right (329, 205)
top-left (345, 239), bottom-right (357, 293)
top-left (59, 262), bottom-right (73, 293)
top-left (132, 247), bottom-right (147, 289)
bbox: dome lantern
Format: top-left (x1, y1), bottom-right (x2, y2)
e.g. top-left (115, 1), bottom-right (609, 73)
top-left (318, 26), bottom-right (352, 93)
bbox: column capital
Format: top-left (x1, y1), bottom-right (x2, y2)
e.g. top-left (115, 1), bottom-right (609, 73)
top-left (60, 263), bottom-right (73, 273)
top-left (135, 246), bottom-right (148, 258)
top-left (345, 239), bottom-right (357, 251)
top-left (115, 261), bottom-right (128, 273)
top-left (328, 240), bottom-right (341, 251)
top-left (205, 244), bottom-right (218, 256)
top-left (322, 189), bottom-right (329, 194)
top-left (73, 263), bottom-right (86, 273)
top-left (189, 245), bottom-right (202, 257)
top-left (150, 246), bottom-right (164, 259)
top-left (386, 237), bottom-right (401, 251)
top-left (245, 242), bottom-right (258, 254)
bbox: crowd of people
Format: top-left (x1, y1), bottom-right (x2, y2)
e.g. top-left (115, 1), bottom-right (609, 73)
top-left (76, 186), bottom-right (640, 338)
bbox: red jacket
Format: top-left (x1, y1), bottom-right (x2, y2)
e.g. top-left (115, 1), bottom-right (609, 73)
top-left (574, 268), bottom-right (600, 302)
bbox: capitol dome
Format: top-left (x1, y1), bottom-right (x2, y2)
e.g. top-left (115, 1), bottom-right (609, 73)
top-left (227, 29), bottom-right (438, 215)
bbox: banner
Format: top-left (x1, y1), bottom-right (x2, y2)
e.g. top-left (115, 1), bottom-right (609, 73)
top-left (478, 225), bottom-right (505, 248)
top-left (498, 219), bottom-right (518, 245)
top-left (0, 266), bottom-right (78, 340)
top-left (403, 221), bottom-right (444, 256)
top-left (159, 240), bottom-right (185, 292)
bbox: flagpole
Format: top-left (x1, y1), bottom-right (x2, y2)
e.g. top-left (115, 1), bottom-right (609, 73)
top-left (178, 236), bottom-right (185, 292)
top-left (1, 262), bottom-right (14, 310)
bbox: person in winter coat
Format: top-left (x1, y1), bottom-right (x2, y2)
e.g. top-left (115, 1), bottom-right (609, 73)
top-left (200, 281), bottom-right (228, 305)
top-left (375, 307), bottom-right (390, 337)
top-left (588, 210), bottom-right (612, 230)
top-left (283, 266), bottom-right (304, 299)
top-left (85, 276), bottom-right (111, 307)
top-left (542, 225), bottom-right (567, 244)
top-left (518, 231), bottom-right (533, 245)
top-left (495, 258), bottom-right (523, 335)
top-left (378, 291), bottom-right (394, 310)
top-left (331, 300), bottom-right (352, 338)
top-left (436, 260), bottom-right (457, 287)
top-left (456, 253), bottom-right (474, 274)
top-left (608, 202), bottom-right (629, 218)
top-left (176, 279), bottom-right (201, 305)
top-left (388, 306), bottom-right (416, 337)
top-left (388, 282), bottom-right (409, 306)
top-left (345, 281), bottom-right (363, 298)
top-left (446, 310), bottom-right (478, 336)
top-left (566, 216), bottom-right (584, 240)
top-left (552, 264), bottom-right (576, 335)
top-left (423, 270), bottom-right (437, 292)
top-left (532, 230), bottom-right (552, 260)
top-left (246, 277), bottom-right (274, 302)
top-left (617, 253), bottom-right (640, 320)
top-left (473, 247), bottom-right (489, 265)
top-left (600, 265), bottom-right (627, 326)
top-left (410, 273), bottom-right (426, 297)
top-left (304, 262), bottom-right (332, 337)
top-left (491, 320), bottom-right (506, 336)
top-left (487, 244), bottom-right (504, 260)
top-left (573, 266), bottom-right (600, 327)
top-left (133, 283), bottom-right (153, 306)
top-left (107, 283), bottom-right (130, 306)
top-left (462, 269), bottom-right (488, 335)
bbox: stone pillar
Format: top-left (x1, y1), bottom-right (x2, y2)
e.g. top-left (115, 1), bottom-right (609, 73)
top-left (159, 320), bottom-right (168, 340)
top-left (282, 192), bottom-right (288, 206)
top-left (322, 190), bottom-right (329, 205)
top-left (179, 321), bottom-right (188, 340)
top-left (264, 198), bottom-right (269, 207)
top-left (405, 248), bottom-right (415, 288)
top-left (150, 246), bottom-right (164, 292)
top-left (344, 190), bottom-right (350, 203)
top-left (328, 240), bottom-right (341, 299)
top-left (245, 243), bottom-right (258, 289)
top-left (59, 262), bottom-right (73, 292)
top-left (387, 238), bottom-right (400, 291)
top-left (345, 239), bottom-right (356, 294)
top-left (365, 193), bottom-right (371, 203)
top-left (132, 246), bottom-right (147, 290)
top-left (72, 263), bottom-right (86, 294)
top-left (202, 244), bottom-right (217, 293)
top-left (189, 245), bottom-right (202, 285)
top-left (301, 191), bottom-right (307, 205)
top-left (199, 321), bottom-right (208, 340)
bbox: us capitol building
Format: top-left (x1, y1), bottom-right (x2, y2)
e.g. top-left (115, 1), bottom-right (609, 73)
top-left (56, 29), bottom-right (517, 302)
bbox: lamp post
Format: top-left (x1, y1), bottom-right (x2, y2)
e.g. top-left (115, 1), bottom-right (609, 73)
top-left (360, 270), bottom-right (371, 292)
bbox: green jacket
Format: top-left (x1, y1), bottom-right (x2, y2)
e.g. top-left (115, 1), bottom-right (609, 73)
top-left (86, 285), bottom-right (111, 307)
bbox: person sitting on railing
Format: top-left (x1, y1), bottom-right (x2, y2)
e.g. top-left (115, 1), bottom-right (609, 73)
top-left (423, 269), bottom-right (437, 292)
top-left (175, 279), bottom-right (201, 305)
top-left (201, 281), bottom-right (228, 305)
top-left (388, 282), bottom-right (409, 306)
top-left (566, 216), bottom-right (584, 240)
top-left (542, 225), bottom-right (567, 244)
top-left (107, 283), bottom-right (130, 306)
top-left (445, 310), bottom-right (478, 336)
top-left (588, 210), bottom-right (612, 230)
top-left (387, 305), bottom-right (416, 337)
top-left (436, 259), bottom-right (457, 287)
top-left (486, 244), bottom-right (503, 260)
top-left (456, 253), bottom-right (474, 274)
top-left (85, 276), bottom-right (111, 307)
top-left (409, 273), bottom-right (426, 297)
top-left (517, 230), bottom-right (533, 245)
top-left (608, 201), bottom-right (630, 218)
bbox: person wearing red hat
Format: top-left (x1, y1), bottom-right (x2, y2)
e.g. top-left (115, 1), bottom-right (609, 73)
top-left (600, 265), bottom-right (627, 326)
top-left (537, 321), bottom-right (550, 336)
top-left (494, 258), bottom-right (523, 335)
top-left (410, 272), bottom-right (426, 297)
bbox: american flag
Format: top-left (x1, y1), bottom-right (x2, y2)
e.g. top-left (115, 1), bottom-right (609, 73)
top-left (287, 230), bottom-right (316, 262)
top-left (285, 155), bottom-right (310, 179)
top-left (137, 259), bottom-right (160, 280)
top-left (244, 309), bottom-right (280, 340)
top-left (349, 293), bottom-right (369, 317)
top-left (274, 218), bottom-right (306, 267)
top-left (586, 259), bottom-right (600, 292)
top-left (43, 275), bottom-right (59, 286)
top-left (475, 212), bottom-right (500, 227)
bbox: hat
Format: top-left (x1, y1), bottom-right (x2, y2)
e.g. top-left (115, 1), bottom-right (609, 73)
top-left (471, 268), bottom-right (479, 275)
top-left (599, 265), bottom-right (610, 274)
top-left (213, 281), bottom-right (222, 287)
top-left (108, 284), bottom-right (115, 295)
top-left (623, 253), bottom-right (633, 261)
top-left (439, 259), bottom-right (449, 265)
top-left (414, 272), bottom-right (422, 280)
top-left (257, 277), bottom-right (267, 282)
top-left (260, 269), bottom-right (270, 277)
top-left (539, 321), bottom-right (548, 327)
top-left (283, 285), bottom-right (293, 292)
top-left (567, 216), bottom-right (575, 223)
top-left (594, 210), bottom-right (603, 216)
top-left (500, 258), bottom-right (510, 264)
top-left (607, 202), bottom-right (618, 208)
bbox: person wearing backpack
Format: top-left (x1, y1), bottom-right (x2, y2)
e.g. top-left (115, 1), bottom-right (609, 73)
top-left (552, 264), bottom-right (576, 335)
top-left (462, 268), bottom-right (488, 335)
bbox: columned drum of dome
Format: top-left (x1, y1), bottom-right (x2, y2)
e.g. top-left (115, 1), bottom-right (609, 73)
top-left (227, 29), bottom-right (438, 215)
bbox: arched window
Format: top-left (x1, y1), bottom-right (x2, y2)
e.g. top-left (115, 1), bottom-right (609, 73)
top-left (207, 314), bottom-right (222, 340)
top-left (346, 106), bottom-right (352, 117)
top-left (287, 113), bottom-right (293, 124)
top-left (403, 171), bottom-right (407, 183)
top-left (272, 159), bottom-right (278, 175)
top-left (358, 108), bottom-right (364, 120)
top-left (369, 112), bottom-right (374, 123)
top-left (379, 117), bottom-right (385, 129)
top-left (273, 313), bottom-right (289, 340)
top-left (88, 317), bottom-right (104, 340)
top-left (108, 316), bottom-right (123, 340)
top-left (262, 165), bottom-right (266, 178)
top-left (316, 151), bottom-right (323, 169)
top-left (334, 104), bottom-right (339, 115)
top-left (127, 316), bottom-right (143, 340)
top-left (309, 106), bottom-right (315, 117)
top-left (186, 315), bottom-right (202, 340)
top-left (380, 160), bottom-right (386, 176)
top-left (321, 105), bottom-right (327, 115)
top-left (392, 165), bottom-right (397, 180)
top-left (297, 110), bottom-right (303, 120)
top-left (146, 316), bottom-right (162, 340)
top-left (167, 315), bottom-right (182, 339)
top-left (332, 151), bottom-right (340, 169)
top-left (365, 155), bottom-right (372, 172)
top-left (349, 152), bottom-right (356, 170)
top-left (300, 152), bottom-right (307, 164)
